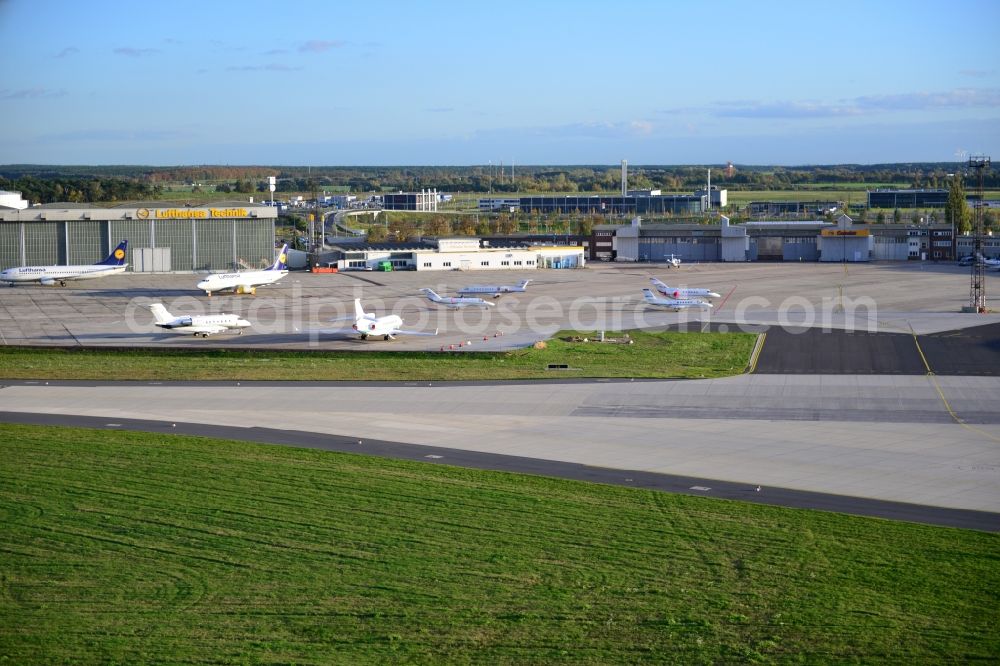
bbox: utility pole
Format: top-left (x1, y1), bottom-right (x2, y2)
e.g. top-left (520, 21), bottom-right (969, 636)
top-left (966, 156), bottom-right (990, 313)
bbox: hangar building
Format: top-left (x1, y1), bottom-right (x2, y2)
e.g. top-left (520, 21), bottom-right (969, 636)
top-left (0, 202), bottom-right (278, 272)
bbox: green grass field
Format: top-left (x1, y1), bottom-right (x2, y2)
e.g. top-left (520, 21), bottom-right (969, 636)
top-left (0, 330), bottom-right (756, 381)
top-left (1, 423), bottom-right (997, 663)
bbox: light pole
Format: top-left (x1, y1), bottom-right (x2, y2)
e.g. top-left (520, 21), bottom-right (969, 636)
top-left (947, 173), bottom-right (956, 260)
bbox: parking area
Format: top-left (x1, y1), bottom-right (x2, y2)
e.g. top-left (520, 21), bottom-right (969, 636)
top-left (0, 261), bottom-right (998, 356)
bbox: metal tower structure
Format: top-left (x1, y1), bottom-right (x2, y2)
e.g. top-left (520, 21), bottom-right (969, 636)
top-left (968, 156), bottom-right (991, 313)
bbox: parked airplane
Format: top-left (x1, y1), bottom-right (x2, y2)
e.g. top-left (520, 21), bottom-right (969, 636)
top-left (1, 240), bottom-right (128, 286)
top-left (420, 288), bottom-right (495, 308)
top-left (196, 244), bottom-right (288, 296)
top-left (664, 254), bottom-right (681, 268)
top-left (650, 277), bottom-right (721, 300)
top-left (457, 279), bottom-right (531, 298)
top-left (976, 253), bottom-right (1000, 269)
top-left (332, 299), bottom-right (438, 340)
top-left (642, 288), bottom-right (714, 312)
top-left (148, 303), bottom-right (251, 338)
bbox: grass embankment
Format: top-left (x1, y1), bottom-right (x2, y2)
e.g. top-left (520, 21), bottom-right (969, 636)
top-left (1, 424), bottom-right (997, 663)
top-left (0, 329), bottom-right (755, 381)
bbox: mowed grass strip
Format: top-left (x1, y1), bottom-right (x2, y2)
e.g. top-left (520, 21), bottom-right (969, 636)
top-left (0, 329), bottom-right (755, 381)
top-left (1, 424), bottom-right (997, 664)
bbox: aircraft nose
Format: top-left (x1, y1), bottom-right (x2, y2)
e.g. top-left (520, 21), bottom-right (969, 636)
top-left (196, 280), bottom-right (209, 289)
top-left (709, 292), bottom-right (721, 298)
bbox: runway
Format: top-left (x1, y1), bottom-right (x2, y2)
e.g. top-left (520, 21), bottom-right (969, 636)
top-left (2, 374), bottom-right (998, 530)
top-left (1, 408), bottom-right (995, 532)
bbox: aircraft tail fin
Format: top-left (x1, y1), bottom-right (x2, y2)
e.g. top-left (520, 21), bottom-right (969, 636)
top-left (649, 277), bottom-right (668, 290)
top-left (420, 288), bottom-right (440, 301)
top-left (99, 240), bottom-right (128, 266)
top-left (354, 298), bottom-right (366, 320)
top-left (148, 303), bottom-right (173, 324)
top-left (267, 244), bottom-right (289, 271)
top-left (642, 288), bottom-right (658, 302)
top-left (519, 279), bottom-right (532, 288)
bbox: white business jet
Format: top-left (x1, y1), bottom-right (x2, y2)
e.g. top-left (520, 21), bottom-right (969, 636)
top-left (642, 288), bottom-right (714, 312)
top-left (330, 299), bottom-right (438, 340)
top-left (148, 303), bottom-right (251, 338)
top-left (649, 277), bottom-right (721, 300)
top-left (664, 254), bottom-right (681, 268)
top-left (196, 244), bottom-right (288, 296)
top-left (1, 240), bottom-right (129, 286)
top-left (420, 288), bottom-right (495, 309)
top-left (457, 279), bottom-right (531, 298)
top-left (976, 253), bottom-right (1000, 269)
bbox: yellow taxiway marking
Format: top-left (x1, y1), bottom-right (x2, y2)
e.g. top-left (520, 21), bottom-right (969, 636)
top-left (910, 325), bottom-right (1000, 443)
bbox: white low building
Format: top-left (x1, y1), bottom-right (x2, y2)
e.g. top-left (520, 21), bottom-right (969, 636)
top-left (0, 190), bottom-right (29, 210)
top-left (415, 238), bottom-right (538, 271)
top-left (325, 237), bottom-right (585, 271)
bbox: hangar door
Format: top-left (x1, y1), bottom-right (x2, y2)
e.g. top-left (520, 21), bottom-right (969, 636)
top-left (783, 237), bottom-right (818, 261)
top-left (756, 236), bottom-right (783, 260)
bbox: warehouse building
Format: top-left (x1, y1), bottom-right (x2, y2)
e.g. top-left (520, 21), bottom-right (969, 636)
top-left (0, 202), bottom-right (278, 272)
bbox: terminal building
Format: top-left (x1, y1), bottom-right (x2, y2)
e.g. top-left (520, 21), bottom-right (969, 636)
top-left (590, 216), bottom-right (960, 263)
top-left (480, 193), bottom-right (706, 216)
top-left (0, 201), bottom-right (278, 272)
top-left (866, 188), bottom-right (982, 209)
top-left (382, 190), bottom-right (439, 212)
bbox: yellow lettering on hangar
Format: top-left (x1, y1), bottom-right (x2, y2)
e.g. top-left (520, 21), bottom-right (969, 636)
top-left (210, 208), bottom-right (248, 218)
top-left (155, 209), bottom-right (208, 219)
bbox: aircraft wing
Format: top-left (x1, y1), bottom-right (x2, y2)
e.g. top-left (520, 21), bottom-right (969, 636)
top-left (391, 327), bottom-right (438, 336)
top-left (180, 324), bottom-right (229, 335)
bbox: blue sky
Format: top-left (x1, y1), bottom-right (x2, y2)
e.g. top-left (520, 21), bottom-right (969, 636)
top-left (1, 0), bottom-right (998, 165)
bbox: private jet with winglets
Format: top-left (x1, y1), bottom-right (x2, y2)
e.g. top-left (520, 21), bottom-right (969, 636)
top-left (457, 279), bottom-right (531, 298)
top-left (642, 288), bottom-right (714, 312)
top-left (1, 240), bottom-right (129, 286)
top-left (326, 299), bottom-right (438, 341)
top-left (649, 277), bottom-right (721, 300)
top-left (977, 253), bottom-right (1000, 269)
top-left (148, 303), bottom-right (251, 338)
top-left (196, 244), bottom-right (288, 296)
top-left (420, 288), bottom-right (496, 309)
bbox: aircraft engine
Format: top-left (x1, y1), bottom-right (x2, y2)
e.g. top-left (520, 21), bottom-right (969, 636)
top-left (40, 277), bottom-right (57, 286)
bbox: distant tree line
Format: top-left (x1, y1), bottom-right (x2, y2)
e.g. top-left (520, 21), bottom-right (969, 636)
top-left (0, 175), bottom-right (162, 205)
top-left (1, 163), bottom-right (996, 204)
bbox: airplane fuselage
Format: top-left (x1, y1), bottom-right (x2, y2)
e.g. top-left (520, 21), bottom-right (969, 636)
top-left (353, 314), bottom-right (405, 339)
top-left (651, 279), bottom-right (720, 300)
top-left (196, 269), bottom-right (287, 295)
top-left (458, 286), bottom-right (527, 297)
top-left (155, 314), bottom-right (251, 337)
top-left (642, 289), bottom-right (713, 311)
top-left (1, 264), bottom-right (127, 285)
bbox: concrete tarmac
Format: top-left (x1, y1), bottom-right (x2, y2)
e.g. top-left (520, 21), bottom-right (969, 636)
top-left (2, 408), bottom-right (995, 532)
top-left (1, 374), bottom-right (998, 518)
top-left (2, 262), bottom-right (999, 350)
